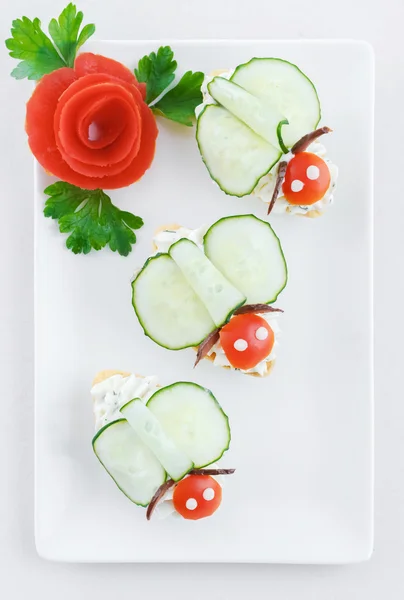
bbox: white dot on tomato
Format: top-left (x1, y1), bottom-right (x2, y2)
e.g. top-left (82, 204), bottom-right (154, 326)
top-left (291, 179), bottom-right (304, 192)
top-left (186, 498), bottom-right (198, 510)
top-left (306, 165), bottom-right (320, 180)
top-left (203, 487), bottom-right (215, 501)
top-left (234, 338), bottom-right (248, 351)
top-left (255, 327), bottom-right (268, 341)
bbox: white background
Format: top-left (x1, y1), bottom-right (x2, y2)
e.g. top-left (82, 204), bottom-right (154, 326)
top-left (0, 0), bottom-right (402, 597)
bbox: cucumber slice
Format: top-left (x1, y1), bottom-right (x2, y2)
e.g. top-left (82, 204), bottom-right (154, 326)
top-left (132, 254), bottom-right (216, 350)
top-left (92, 419), bottom-right (166, 507)
top-left (203, 214), bottom-right (287, 304)
top-left (208, 76), bottom-right (285, 151)
top-left (147, 382), bottom-right (230, 469)
top-left (120, 399), bottom-right (193, 481)
top-left (196, 104), bottom-right (281, 197)
top-left (169, 238), bottom-right (246, 327)
top-left (231, 58), bottom-right (321, 148)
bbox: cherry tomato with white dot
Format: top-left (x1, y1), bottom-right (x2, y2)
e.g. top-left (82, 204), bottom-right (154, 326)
top-left (173, 475), bottom-right (222, 520)
top-left (219, 313), bottom-right (275, 370)
top-left (282, 152), bottom-right (331, 206)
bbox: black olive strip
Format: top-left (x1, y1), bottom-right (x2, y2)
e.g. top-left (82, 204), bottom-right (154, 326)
top-left (267, 160), bottom-right (288, 215)
top-left (190, 468), bottom-right (236, 476)
top-left (194, 328), bottom-right (220, 367)
top-left (291, 126), bottom-right (332, 154)
top-left (234, 304), bottom-right (284, 316)
top-left (146, 479), bottom-right (176, 521)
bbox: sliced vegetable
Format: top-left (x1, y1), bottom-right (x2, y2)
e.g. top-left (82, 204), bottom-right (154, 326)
top-left (282, 152), bottom-right (331, 206)
top-left (169, 238), bottom-right (246, 327)
top-left (203, 214), bottom-right (287, 304)
top-left (220, 313), bottom-right (275, 370)
top-left (208, 76), bottom-right (285, 150)
top-left (231, 57), bottom-right (321, 148)
top-left (132, 254), bottom-right (216, 350)
top-left (120, 398), bottom-right (193, 481)
top-left (92, 419), bottom-right (166, 507)
top-left (173, 475), bottom-right (222, 520)
top-left (75, 52), bottom-right (146, 98)
top-left (196, 104), bottom-right (281, 197)
top-left (276, 119), bottom-right (290, 154)
top-left (26, 69), bottom-right (157, 190)
top-left (147, 382), bottom-right (230, 468)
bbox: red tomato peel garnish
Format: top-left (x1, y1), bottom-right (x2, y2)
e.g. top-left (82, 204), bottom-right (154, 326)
top-left (25, 53), bottom-right (157, 190)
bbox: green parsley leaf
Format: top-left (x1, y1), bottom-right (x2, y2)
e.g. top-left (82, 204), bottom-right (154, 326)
top-left (5, 3), bottom-right (95, 80)
top-left (134, 46), bottom-right (204, 126)
top-left (44, 182), bottom-right (143, 256)
top-left (5, 17), bottom-right (65, 80)
top-left (152, 70), bottom-right (204, 126)
top-left (48, 3), bottom-right (95, 68)
top-left (134, 46), bottom-right (177, 104)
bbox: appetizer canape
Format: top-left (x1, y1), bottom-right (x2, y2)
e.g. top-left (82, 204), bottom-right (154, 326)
top-left (131, 215), bottom-right (287, 376)
top-left (196, 58), bottom-right (338, 217)
top-left (91, 370), bottom-right (234, 520)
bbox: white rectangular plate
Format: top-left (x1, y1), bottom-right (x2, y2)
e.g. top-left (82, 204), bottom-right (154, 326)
top-left (35, 40), bottom-right (374, 563)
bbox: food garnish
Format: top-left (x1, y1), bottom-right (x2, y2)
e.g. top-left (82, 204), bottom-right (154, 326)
top-left (146, 468), bottom-right (235, 520)
top-left (267, 161), bottom-right (287, 215)
top-left (146, 479), bottom-right (176, 520)
top-left (5, 3), bottom-right (95, 79)
top-left (233, 304), bottom-right (284, 316)
top-left (135, 46), bottom-right (204, 126)
top-left (173, 475), bottom-right (222, 521)
top-left (6, 4), bottom-right (205, 255)
top-left (269, 127), bottom-right (333, 212)
top-left (44, 182), bottom-right (143, 256)
top-left (291, 126), bottom-right (332, 154)
top-left (190, 468), bottom-right (235, 476)
top-left (194, 328), bottom-right (220, 367)
top-left (219, 313), bottom-right (275, 371)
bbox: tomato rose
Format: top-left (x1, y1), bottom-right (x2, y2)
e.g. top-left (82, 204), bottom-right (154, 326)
top-left (26, 53), bottom-right (158, 190)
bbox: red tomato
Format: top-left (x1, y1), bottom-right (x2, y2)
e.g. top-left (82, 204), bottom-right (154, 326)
top-left (173, 475), bottom-right (222, 520)
top-left (219, 313), bottom-right (275, 370)
top-left (282, 152), bottom-right (331, 206)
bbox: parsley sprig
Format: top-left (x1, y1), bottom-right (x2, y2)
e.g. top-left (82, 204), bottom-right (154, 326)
top-left (135, 46), bottom-right (177, 105)
top-left (44, 182), bottom-right (143, 256)
top-left (5, 3), bottom-right (95, 80)
top-left (135, 46), bottom-right (204, 127)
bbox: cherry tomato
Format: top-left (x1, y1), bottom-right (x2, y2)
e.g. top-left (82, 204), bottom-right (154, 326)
top-left (219, 313), bottom-right (275, 370)
top-left (173, 475), bottom-right (222, 520)
top-left (282, 152), bottom-right (331, 206)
